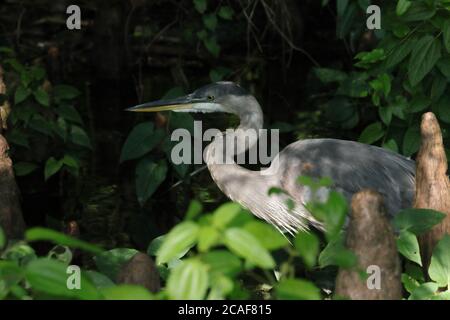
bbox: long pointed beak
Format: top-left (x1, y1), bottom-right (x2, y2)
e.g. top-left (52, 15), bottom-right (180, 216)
top-left (126, 95), bottom-right (197, 112)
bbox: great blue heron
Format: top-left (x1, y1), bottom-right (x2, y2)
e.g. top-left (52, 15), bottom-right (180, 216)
top-left (127, 81), bottom-right (415, 234)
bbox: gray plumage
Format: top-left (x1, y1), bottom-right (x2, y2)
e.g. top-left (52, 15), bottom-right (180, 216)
top-left (130, 82), bottom-right (416, 234)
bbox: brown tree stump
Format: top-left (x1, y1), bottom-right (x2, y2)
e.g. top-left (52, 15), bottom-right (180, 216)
top-left (116, 252), bottom-right (161, 293)
top-left (335, 190), bottom-right (402, 300)
top-left (414, 112), bottom-right (450, 271)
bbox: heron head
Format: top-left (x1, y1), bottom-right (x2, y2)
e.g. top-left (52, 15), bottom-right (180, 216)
top-left (126, 81), bottom-right (252, 115)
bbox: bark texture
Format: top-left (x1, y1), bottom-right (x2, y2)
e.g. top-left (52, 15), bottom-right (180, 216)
top-left (335, 190), bottom-right (402, 300)
top-left (414, 112), bottom-right (450, 271)
top-left (116, 252), bottom-right (161, 293)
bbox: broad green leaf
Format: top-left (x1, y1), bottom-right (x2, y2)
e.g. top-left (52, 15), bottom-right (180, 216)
top-left (428, 235), bottom-right (450, 288)
top-left (120, 122), bottom-right (164, 162)
top-left (397, 230), bottom-right (422, 266)
top-left (431, 74), bottom-right (447, 101)
top-left (409, 96), bottom-right (431, 113)
top-left (135, 158), bottom-right (167, 206)
top-left (212, 202), bottom-right (242, 229)
top-left (276, 278), bottom-right (321, 300)
top-left (358, 122), bottom-right (385, 144)
top-left (201, 250), bottom-right (242, 277)
top-left (85, 270), bottom-right (115, 288)
top-left (408, 36), bottom-right (441, 86)
top-left (94, 248), bottom-right (139, 280)
top-left (44, 157), bottom-right (63, 180)
top-left (384, 36), bottom-right (416, 69)
top-left (437, 58), bottom-right (450, 78)
top-left (402, 126), bottom-right (421, 157)
top-left (197, 225), bottom-right (220, 252)
top-left (156, 221), bottom-right (199, 264)
top-left (295, 231), bottom-right (320, 269)
top-left (396, 0), bottom-right (411, 16)
top-left (167, 259), bottom-right (209, 300)
top-left (100, 285), bottom-right (153, 300)
top-left (53, 85), bottom-right (80, 100)
top-left (318, 233), bottom-right (356, 268)
top-left (57, 105), bottom-right (83, 124)
top-left (33, 88), bottom-right (50, 107)
top-left (401, 2), bottom-right (436, 21)
top-left (443, 20), bottom-right (450, 53)
top-left (437, 95), bottom-right (450, 123)
top-left (223, 228), bottom-right (275, 269)
top-left (382, 139), bottom-right (398, 153)
top-left (25, 258), bottom-right (99, 299)
top-left (218, 6), bottom-right (234, 20)
top-left (402, 273), bottom-right (420, 294)
top-left (26, 227), bottom-right (103, 254)
top-left (193, 0), bottom-right (207, 13)
top-left (203, 36), bottom-right (220, 57)
top-left (313, 68), bottom-right (348, 83)
top-left (70, 125), bottom-right (92, 149)
top-left (14, 85), bottom-right (30, 104)
top-left (243, 221), bottom-right (289, 251)
top-left (14, 162), bottom-right (38, 176)
top-left (203, 14), bottom-right (217, 31)
top-left (408, 282), bottom-right (439, 300)
top-left (185, 200), bottom-right (203, 220)
top-left (378, 106), bottom-right (392, 125)
top-left (394, 208), bottom-right (446, 235)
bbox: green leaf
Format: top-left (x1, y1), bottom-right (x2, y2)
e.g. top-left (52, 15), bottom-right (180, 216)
top-left (203, 14), bottom-right (217, 31)
top-left (358, 122), bottom-right (385, 144)
top-left (437, 95), bottom-right (450, 123)
top-left (120, 122), bottom-right (164, 162)
top-left (397, 230), bottom-right (422, 266)
top-left (223, 228), bottom-right (275, 269)
top-left (203, 36), bottom-right (221, 57)
top-left (218, 6), bottom-right (234, 20)
top-left (402, 273), bottom-right (420, 294)
top-left (0, 226), bottom-right (5, 250)
top-left (197, 225), bottom-right (220, 252)
top-left (85, 271), bottom-right (115, 289)
top-left (378, 106), bottom-right (392, 125)
top-left (100, 285), bottom-right (153, 300)
top-left (94, 248), bottom-right (139, 280)
top-left (383, 139), bottom-right (398, 153)
top-left (135, 158), bottom-right (167, 206)
top-left (396, 0), bottom-right (411, 16)
top-left (243, 221), bottom-right (289, 251)
top-left (408, 36), bottom-right (441, 86)
top-left (401, 2), bottom-right (436, 21)
top-left (402, 126), bottom-right (421, 157)
top-left (428, 235), bottom-right (450, 288)
top-left (185, 200), bottom-right (203, 220)
top-left (409, 96), bottom-right (431, 113)
top-left (193, 0), bottom-right (207, 13)
top-left (295, 231), bottom-right (320, 269)
top-left (14, 85), bottom-right (30, 104)
top-left (25, 258), bottom-right (99, 299)
top-left (212, 202), bottom-right (242, 229)
top-left (44, 157), bottom-right (63, 180)
top-left (156, 221), bottom-right (199, 264)
top-left (394, 208), bottom-right (446, 235)
top-left (26, 227), bottom-right (103, 254)
top-left (167, 259), bottom-right (209, 300)
top-left (209, 67), bottom-right (231, 82)
top-left (201, 250), bottom-right (242, 277)
top-left (70, 125), bottom-right (92, 149)
top-left (14, 162), bottom-right (38, 176)
top-left (57, 105), bottom-right (83, 124)
top-left (443, 19), bottom-right (450, 53)
top-left (408, 282), bottom-right (439, 300)
top-left (33, 88), bottom-right (50, 107)
top-left (276, 278), bottom-right (321, 300)
top-left (318, 233), bottom-right (356, 268)
top-left (385, 36), bottom-right (416, 69)
top-left (53, 85), bottom-right (81, 100)
top-left (313, 68), bottom-right (348, 83)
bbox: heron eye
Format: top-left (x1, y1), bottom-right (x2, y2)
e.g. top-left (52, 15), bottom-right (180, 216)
top-left (207, 95), bottom-right (215, 101)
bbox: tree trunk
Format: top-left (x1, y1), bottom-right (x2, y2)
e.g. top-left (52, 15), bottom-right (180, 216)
top-left (335, 190), bottom-right (402, 300)
top-left (0, 64), bottom-right (25, 240)
top-left (414, 112), bottom-right (450, 272)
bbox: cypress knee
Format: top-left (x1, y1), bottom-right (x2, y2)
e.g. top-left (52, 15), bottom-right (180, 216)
top-left (117, 252), bottom-right (161, 293)
top-left (335, 190), bottom-right (402, 300)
